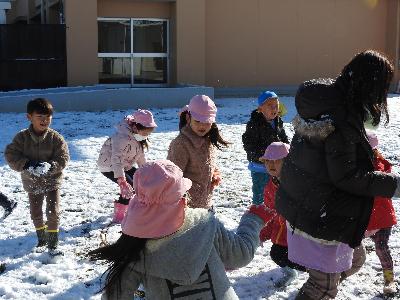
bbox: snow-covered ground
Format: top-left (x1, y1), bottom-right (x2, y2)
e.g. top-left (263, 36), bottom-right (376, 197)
top-left (0, 96), bottom-right (399, 300)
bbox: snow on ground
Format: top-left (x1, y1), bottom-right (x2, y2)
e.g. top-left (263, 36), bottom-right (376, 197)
top-left (0, 96), bottom-right (399, 299)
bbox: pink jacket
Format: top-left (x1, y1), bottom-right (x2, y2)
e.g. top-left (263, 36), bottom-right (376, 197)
top-left (97, 120), bottom-right (146, 178)
top-left (167, 125), bottom-right (217, 209)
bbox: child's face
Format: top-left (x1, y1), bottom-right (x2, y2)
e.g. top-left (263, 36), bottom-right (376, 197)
top-left (189, 117), bottom-right (212, 137)
top-left (264, 158), bottom-right (284, 178)
top-left (259, 98), bottom-right (279, 121)
top-left (27, 112), bottom-right (52, 135)
top-left (136, 127), bottom-right (155, 137)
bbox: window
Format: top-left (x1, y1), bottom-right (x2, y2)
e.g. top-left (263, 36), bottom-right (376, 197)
top-left (98, 18), bottom-right (169, 86)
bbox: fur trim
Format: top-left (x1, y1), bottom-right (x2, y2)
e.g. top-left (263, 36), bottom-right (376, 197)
top-left (292, 115), bottom-right (335, 140)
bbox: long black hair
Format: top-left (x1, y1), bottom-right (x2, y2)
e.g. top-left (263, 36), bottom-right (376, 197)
top-left (339, 50), bottom-right (394, 126)
top-left (88, 234), bottom-right (148, 296)
top-left (179, 111), bottom-right (230, 149)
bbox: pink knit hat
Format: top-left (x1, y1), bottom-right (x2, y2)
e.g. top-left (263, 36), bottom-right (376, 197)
top-left (126, 109), bottom-right (157, 128)
top-left (259, 142), bottom-right (290, 161)
top-left (366, 130), bottom-right (378, 149)
top-left (121, 160), bottom-right (192, 239)
top-left (182, 95), bottom-right (217, 123)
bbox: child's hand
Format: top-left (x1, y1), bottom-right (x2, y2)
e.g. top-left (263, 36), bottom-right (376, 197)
top-left (248, 204), bottom-right (276, 224)
top-left (117, 177), bottom-right (134, 199)
top-left (211, 169), bottom-right (222, 188)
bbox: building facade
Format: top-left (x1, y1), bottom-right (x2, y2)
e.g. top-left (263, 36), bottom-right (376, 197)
top-left (5, 0), bottom-right (400, 92)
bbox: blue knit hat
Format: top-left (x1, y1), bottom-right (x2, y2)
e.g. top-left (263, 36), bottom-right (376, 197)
top-left (257, 91), bottom-right (278, 106)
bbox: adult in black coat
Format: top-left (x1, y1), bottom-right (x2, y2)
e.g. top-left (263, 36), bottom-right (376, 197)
top-left (275, 50), bottom-right (399, 299)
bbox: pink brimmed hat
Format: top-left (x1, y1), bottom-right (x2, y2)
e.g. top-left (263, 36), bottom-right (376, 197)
top-left (121, 160), bottom-right (192, 239)
top-left (366, 130), bottom-right (378, 149)
top-left (259, 142), bottom-right (290, 161)
top-left (185, 95), bottom-right (217, 123)
top-left (126, 109), bottom-right (157, 128)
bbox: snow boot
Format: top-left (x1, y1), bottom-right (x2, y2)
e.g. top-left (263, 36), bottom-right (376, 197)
top-left (274, 266), bottom-right (298, 288)
top-left (47, 230), bottom-right (63, 256)
top-left (113, 201), bottom-right (128, 223)
top-left (383, 269), bottom-right (398, 295)
top-left (3, 200), bottom-right (17, 219)
top-left (34, 227), bottom-right (47, 252)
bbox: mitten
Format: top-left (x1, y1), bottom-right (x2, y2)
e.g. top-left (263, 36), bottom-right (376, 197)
top-left (117, 177), bottom-right (134, 199)
top-left (248, 204), bottom-right (277, 224)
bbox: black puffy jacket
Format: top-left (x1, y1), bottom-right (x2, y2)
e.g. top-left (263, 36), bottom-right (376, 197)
top-left (275, 77), bottom-right (397, 248)
top-left (242, 110), bottom-right (289, 163)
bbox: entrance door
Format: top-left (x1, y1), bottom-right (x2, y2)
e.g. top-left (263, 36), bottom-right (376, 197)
top-left (98, 18), bottom-right (168, 86)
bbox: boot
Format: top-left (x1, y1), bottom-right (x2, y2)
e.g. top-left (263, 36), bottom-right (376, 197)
top-left (274, 266), bottom-right (298, 288)
top-left (383, 269), bottom-right (398, 295)
top-left (1, 200), bottom-right (17, 221)
top-left (295, 289), bottom-right (314, 300)
top-left (35, 227), bottom-right (47, 252)
top-left (113, 201), bottom-right (128, 223)
top-left (47, 230), bottom-right (63, 256)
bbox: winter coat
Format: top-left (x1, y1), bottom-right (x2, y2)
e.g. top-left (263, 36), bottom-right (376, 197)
top-left (167, 125), bottom-right (216, 209)
top-left (4, 125), bottom-right (69, 194)
top-left (366, 154), bottom-right (397, 231)
top-left (242, 110), bottom-right (289, 163)
top-left (102, 208), bottom-right (264, 300)
top-left (275, 77), bottom-right (397, 248)
top-left (97, 120), bottom-right (146, 179)
top-left (259, 178), bottom-right (287, 247)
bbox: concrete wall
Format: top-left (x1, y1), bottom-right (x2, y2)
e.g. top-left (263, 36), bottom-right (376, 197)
top-left (65, 0), bottom-right (98, 86)
top-left (0, 86), bottom-right (214, 112)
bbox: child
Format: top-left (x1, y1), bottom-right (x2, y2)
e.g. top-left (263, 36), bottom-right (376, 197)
top-left (5, 98), bottom-right (69, 256)
top-left (242, 91), bottom-right (289, 205)
top-left (258, 142), bottom-right (305, 287)
top-left (97, 109), bottom-right (157, 223)
top-left (0, 192), bottom-right (17, 221)
top-left (365, 131), bottom-right (398, 295)
top-left (88, 159), bottom-right (266, 299)
top-left (167, 95), bottom-right (229, 209)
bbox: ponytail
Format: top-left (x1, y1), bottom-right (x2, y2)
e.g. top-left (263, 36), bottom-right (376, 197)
top-left (207, 123), bottom-right (230, 149)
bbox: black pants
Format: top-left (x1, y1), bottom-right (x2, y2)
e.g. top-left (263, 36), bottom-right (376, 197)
top-left (270, 244), bottom-right (306, 272)
top-left (101, 167), bottom-right (137, 205)
top-left (0, 192), bottom-right (12, 210)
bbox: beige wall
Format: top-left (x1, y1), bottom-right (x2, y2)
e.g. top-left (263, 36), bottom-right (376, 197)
top-left (98, 0), bottom-right (171, 18)
top-left (386, 0), bottom-right (400, 89)
top-left (65, 0), bottom-right (98, 86)
top-left (175, 0), bottom-right (205, 85)
top-left (204, 0), bottom-right (390, 88)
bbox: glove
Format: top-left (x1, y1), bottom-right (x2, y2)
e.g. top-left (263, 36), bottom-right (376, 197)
top-left (117, 177), bottom-right (134, 199)
top-left (23, 161), bottom-right (50, 177)
top-left (248, 204), bottom-right (277, 224)
top-left (23, 160), bottom-right (43, 170)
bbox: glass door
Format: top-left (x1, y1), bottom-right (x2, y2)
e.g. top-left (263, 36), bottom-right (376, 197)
top-left (98, 18), bottom-right (169, 86)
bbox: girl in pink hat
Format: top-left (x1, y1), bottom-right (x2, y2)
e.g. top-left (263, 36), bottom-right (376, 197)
top-left (167, 95), bottom-right (229, 209)
top-left (89, 159), bottom-right (268, 300)
top-left (97, 109), bottom-right (157, 223)
top-left (257, 142), bottom-right (305, 287)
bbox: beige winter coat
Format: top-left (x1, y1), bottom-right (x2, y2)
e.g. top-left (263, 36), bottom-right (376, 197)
top-left (97, 120), bottom-right (146, 179)
top-left (4, 125), bottom-right (69, 194)
top-left (167, 125), bottom-right (216, 208)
